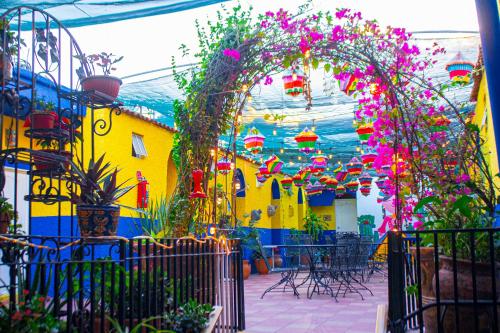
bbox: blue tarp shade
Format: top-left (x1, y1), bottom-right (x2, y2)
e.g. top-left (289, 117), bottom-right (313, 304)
top-left (0, 0), bottom-right (229, 29)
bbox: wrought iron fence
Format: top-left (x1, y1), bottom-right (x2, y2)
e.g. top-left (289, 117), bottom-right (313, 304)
top-left (0, 236), bottom-right (245, 332)
top-left (387, 228), bottom-right (499, 333)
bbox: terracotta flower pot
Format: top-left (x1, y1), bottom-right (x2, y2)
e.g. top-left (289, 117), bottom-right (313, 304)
top-left (273, 254), bottom-right (283, 268)
top-left (33, 150), bottom-right (71, 171)
top-left (243, 259), bottom-right (251, 280)
top-left (81, 75), bottom-right (122, 102)
top-left (255, 258), bottom-right (272, 275)
top-left (433, 256), bottom-right (500, 333)
top-left (30, 112), bottom-right (57, 130)
top-left (410, 246), bottom-right (437, 333)
top-left (77, 205), bottom-right (120, 238)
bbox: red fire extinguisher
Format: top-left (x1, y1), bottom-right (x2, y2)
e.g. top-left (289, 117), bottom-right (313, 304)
top-left (136, 171), bottom-right (149, 208)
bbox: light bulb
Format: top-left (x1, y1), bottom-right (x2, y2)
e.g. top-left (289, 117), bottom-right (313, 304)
top-left (209, 226), bottom-right (216, 235)
top-left (305, 50), bottom-right (311, 58)
top-left (230, 162), bottom-right (235, 170)
top-left (312, 126), bottom-right (316, 131)
top-left (298, 156), bottom-right (302, 161)
top-left (216, 197), bottom-right (222, 205)
top-left (235, 182), bottom-right (241, 190)
top-left (242, 84), bottom-right (248, 92)
top-left (273, 129), bottom-right (277, 136)
top-left (328, 154), bottom-right (333, 159)
top-left (292, 72), bottom-right (298, 81)
top-left (247, 95), bottom-right (253, 103)
top-left (280, 148), bottom-right (284, 154)
top-left (210, 149), bottom-right (215, 157)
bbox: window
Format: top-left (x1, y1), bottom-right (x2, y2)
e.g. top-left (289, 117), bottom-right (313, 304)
top-left (132, 133), bottom-right (147, 158)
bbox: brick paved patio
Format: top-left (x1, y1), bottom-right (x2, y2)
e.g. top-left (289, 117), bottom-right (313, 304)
top-left (243, 272), bottom-right (387, 333)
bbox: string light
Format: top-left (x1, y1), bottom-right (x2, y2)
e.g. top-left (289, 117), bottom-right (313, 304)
top-left (356, 147), bottom-right (361, 152)
top-left (241, 84), bottom-right (248, 92)
top-left (328, 154), bottom-right (333, 159)
top-left (280, 148), bottom-right (284, 154)
top-left (247, 94), bottom-right (253, 103)
top-left (298, 156), bottom-right (302, 161)
top-left (210, 149), bottom-right (216, 157)
top-left (273, 125), bottom-right (277, 136)
top-left (230, 162), bottom-right (235, 170)
top-left (209, 225), bottom-right (217, 236)
top-left (216, 197), bottom-right (222, 205)
top-left (311, 119), bottom-right (316, 132)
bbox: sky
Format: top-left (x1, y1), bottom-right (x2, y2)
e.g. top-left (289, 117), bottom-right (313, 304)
top-left (68, 0), bottom-right (480, 82)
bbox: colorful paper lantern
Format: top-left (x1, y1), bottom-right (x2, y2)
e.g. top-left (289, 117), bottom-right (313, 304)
top-left (216, 158), bottom-right (231, 175)
top-left (256, 172), bottom-right (267, 183)
top-left (346, 157), bottom-right (363, 176)
top-left (309, 164), bottom-right (325, 176)
top-left (336, 184), bottom-right (346, 197)
top-left (346, 180), bottom-right (359, 192)
top-left (294, 127), bottom-right (318, 154)
top-left (358, 172), bottom-right (373, 187)
top-left (293, 173), bottom-right (305, 187)
top-left (335, 166), bottom-right (348, 182)
top-left (306, 181), bottom-right (323, 196)
top-left (243, 127), bottom-right (265, 154)
top-left (265, 154), bottom-right (284, 174)
top-left (282, 69), bottom-right (305, 97)
top-left (311, 153), bottom-right (328, 168)
top-left (361, 151), bottom-right (377, 169)
top-left (430, 115), bottom-right (451, 133)
top-left (375, 177), bottom-right (387, 190)
top-left (355, 123), bottom-right (374, 144)
top-left (325, 177), bottom-right (338, 191)
top-left (259, 163), bottom-right (271, 178)
top-left (319, 175), bottom-right (330, 185)
top-left (281, 175), bottom-right (293, 190)
top-left (338, 73), bottom-right (358, 96)
top-left (189, 169), bottom-right (207, 199)
top-left (445, 52), bottom-right (474, 85)
top-left (300, 166), bottom-right (312, 182)
top-left (360, 187), bottom-right (371, 196)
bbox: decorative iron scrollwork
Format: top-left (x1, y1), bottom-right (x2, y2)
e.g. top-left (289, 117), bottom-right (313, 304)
top-left (92, 106), bottom-right (122, 137)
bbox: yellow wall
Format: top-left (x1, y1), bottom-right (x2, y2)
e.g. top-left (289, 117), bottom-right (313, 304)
top-left (310, 205), bottom-right (336, 230)
top-left (472, 74), bottom-right (500, 189)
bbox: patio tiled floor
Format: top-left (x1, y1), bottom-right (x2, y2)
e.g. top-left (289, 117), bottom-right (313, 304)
top-left (243, 271), bottom-right (387, 333)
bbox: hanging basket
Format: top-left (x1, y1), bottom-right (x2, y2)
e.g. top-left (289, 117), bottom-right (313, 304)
top-left (81, 75), bottom-right (122, 102)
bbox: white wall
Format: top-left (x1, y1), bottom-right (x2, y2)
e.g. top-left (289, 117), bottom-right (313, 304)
top-left (356, 177), bottom-right (384, 232)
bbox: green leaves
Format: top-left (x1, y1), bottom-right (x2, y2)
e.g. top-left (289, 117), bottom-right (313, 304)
top-left (414, 196), bottom-right (441, 213)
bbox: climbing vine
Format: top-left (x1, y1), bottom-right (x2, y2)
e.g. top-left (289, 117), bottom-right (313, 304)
top-left (168, 2), bottom-right (496, 236)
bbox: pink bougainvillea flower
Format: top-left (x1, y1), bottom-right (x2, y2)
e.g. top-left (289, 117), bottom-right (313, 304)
top-left (264, 75), bottom-right (273, 85)
top-left (222, 48), bottom-right (240, 62)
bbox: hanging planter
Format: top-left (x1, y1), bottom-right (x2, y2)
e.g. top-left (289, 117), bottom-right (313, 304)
top-left (216, 158), bottom-right (231, 175)
top-left (445, 52), bottom-right (474, 85)
top-left (282, 68), bottom-right (305, 97)
top-left (360, 187), bottom-right (371, 196)
top-left (244, 127), bottom-right (265, 155)
top-left (265, 154), bottom-right (283, 174)
top-left (280, 175), bottom-right (293, 190)
top-left (358, 172), bottom-right (373, 187)
top-left (346, 180), bottom-right (359, 192)
top-left (346, 157), bottom-right (363, 176)
top-left (294, 127), bottom-right (318, 154)
top-left (361, 151), bottom-right (377, 169)
top-left (355, 122), bottom-right (374, 144)
top-left (335, 184), bottom-right (346, 197)
top-left (33, 150), bottom-right (72, 171)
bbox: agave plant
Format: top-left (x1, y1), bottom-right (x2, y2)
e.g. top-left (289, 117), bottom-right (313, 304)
top-left (70, 154), bottom-right (134, 206)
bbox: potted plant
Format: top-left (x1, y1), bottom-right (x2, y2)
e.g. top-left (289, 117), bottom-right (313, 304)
top-left (70, 154), bottom-right (134, 238)
top-left (32, 138), bottom-right (72, 172)
top-left (0, 197), bottom-right (15, 234)
top-left (303, 208), bottom-right (326, 242)
top-left (28, 99), bottom-right (58, 130)
top-left (164, 299), bottom-right (215, 333)
top-left (0, 21), bottom-right (24, 82)
top-left (75, 52), bottom-right (124, 102)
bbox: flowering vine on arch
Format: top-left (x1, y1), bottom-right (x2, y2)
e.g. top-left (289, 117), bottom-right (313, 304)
top-left (168, 3), bottom-right (495, 236)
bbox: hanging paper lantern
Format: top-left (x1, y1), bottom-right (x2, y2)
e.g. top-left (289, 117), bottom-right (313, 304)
top-left (430, 115), bottom-right (451, 133)
top-left (325, 177), bottom-right (338, 191)
top-left (360, 187), bottom-right (371, 196)
top-left (294, 127), bottom-right (318, 154)
top-left (311, 153), bottom-right (328, 168)
top-left (319, 175), bottom-right (330, 185)
top-left (346, 157), bottom-right (363, 176)
top-left (256, 172), bottom-right (267, 183)
top-left (281, 175), bottom-right (293, 190)
top-left (300, 166), bottom-right (312, 181)
top-left (381, 165), bottom-right (392, 175)
top-left (355, 123), bottom-right (374, 144)
top-left (293, 173), bottom-right (305, 187)
top-left (265, 154), bottom-right (284, 174)
top-left (309, 164), bottom-right (325, 176)
top-left (358, 172), bottom-right (373, 187)
top-left (306, 181), bottom-right (323, 196)
top-left (282, 69), bottom-right (305, 97)
top-left (189, 169), bottom-right (207, 199)
top-left (216, 158), bottom-right (231, 175)
top-left (244, 127), bottom-right (265, 154)
top-left (335, 167), bottom-right (348, 182)
top-left (259, 163), bottom-right (271, 178)
top-left (445, 52), bottom-right (474, 85)
top-left (338, 73), bottom-right (358, 96)
top-left (346, 180), bottom-right (359, 192)
top-left (361, 151), bottom-right (377, 169)
top-left (336, 184), bottom-right (346, 197)
top-left (375, 177), bottom-right (387, 190)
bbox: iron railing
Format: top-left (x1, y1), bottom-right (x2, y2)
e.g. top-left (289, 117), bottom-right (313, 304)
top-left (387, 228), bottom-right (499, 333)
top-left (0, 236), bottom-right (245, 332)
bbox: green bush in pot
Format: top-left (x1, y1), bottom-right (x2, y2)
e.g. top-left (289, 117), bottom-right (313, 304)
top-left (70, 154), bottom-right (134, 238)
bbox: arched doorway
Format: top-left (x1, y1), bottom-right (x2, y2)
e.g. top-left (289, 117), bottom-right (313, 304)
top-left (297, 188), bottom-right (304, 230)
top-left (166, 151), bottom-right (178, 200)
top-left (270, 179), bottom-right (282, 244)
top-left (234, 168), bottom-right (246, 223)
